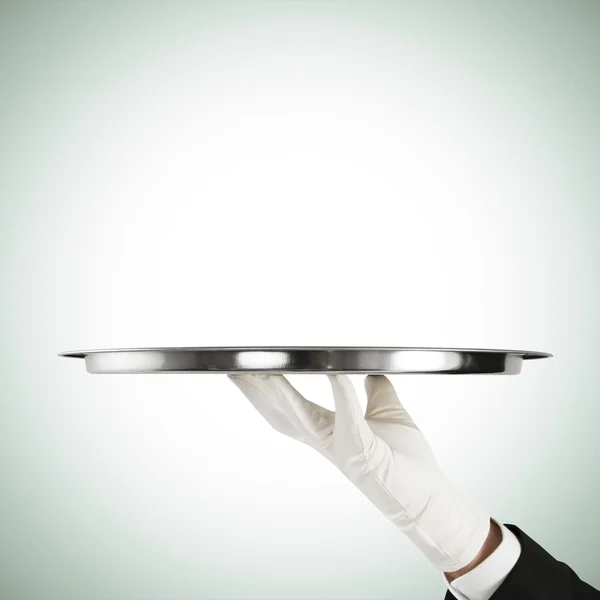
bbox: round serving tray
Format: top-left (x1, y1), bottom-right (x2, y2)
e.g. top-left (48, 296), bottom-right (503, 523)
top-left (58, 347), bottom-right (552, 375)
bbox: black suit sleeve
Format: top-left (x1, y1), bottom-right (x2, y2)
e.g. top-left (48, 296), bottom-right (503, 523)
top-left (443, 524), bottom-right (600, 600)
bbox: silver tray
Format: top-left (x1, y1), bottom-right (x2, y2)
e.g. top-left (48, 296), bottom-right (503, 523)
top-left (58, 347), bottom-right (552, 375)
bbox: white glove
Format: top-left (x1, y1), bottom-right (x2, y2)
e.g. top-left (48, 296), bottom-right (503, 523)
top-left (229, 373), bottom-right (490, 573)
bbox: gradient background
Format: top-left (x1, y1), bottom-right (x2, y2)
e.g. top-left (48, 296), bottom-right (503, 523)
top-left (1, 1), bottom-right (599, 599)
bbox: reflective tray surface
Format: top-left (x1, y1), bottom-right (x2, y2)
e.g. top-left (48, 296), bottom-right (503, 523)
top-left (58, 347), bottom-right (552, 375)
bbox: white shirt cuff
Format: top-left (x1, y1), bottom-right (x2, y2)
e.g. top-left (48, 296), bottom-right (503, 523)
top-left (443, 519), bottom-right (522, 600)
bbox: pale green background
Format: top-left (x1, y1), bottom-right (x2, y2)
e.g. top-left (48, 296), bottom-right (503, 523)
top-left (1, 1), bottom-right (599, 599)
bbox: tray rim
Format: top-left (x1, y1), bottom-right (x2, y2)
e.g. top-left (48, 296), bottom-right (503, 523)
top-left (58, 346), bottom-right (553, 360)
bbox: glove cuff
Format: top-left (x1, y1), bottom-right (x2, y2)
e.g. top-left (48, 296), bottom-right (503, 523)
top-left (392, 488), bottom-right (491, 572)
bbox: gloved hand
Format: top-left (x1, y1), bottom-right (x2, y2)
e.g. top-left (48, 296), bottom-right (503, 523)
top-left (229, 373), bottom-right (490, 573)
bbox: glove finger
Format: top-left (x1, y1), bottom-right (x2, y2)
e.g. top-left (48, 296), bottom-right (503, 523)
top-left (266, 375), bottom-right (335, 424)
top-left (261, 375), bottom-right (335, 441)
top-left (328, 374), bottom-right (375, 452)
top-left (228, 374), bottom-right (305, 441)
top-left (364, 375), bottom-right (419, 428)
